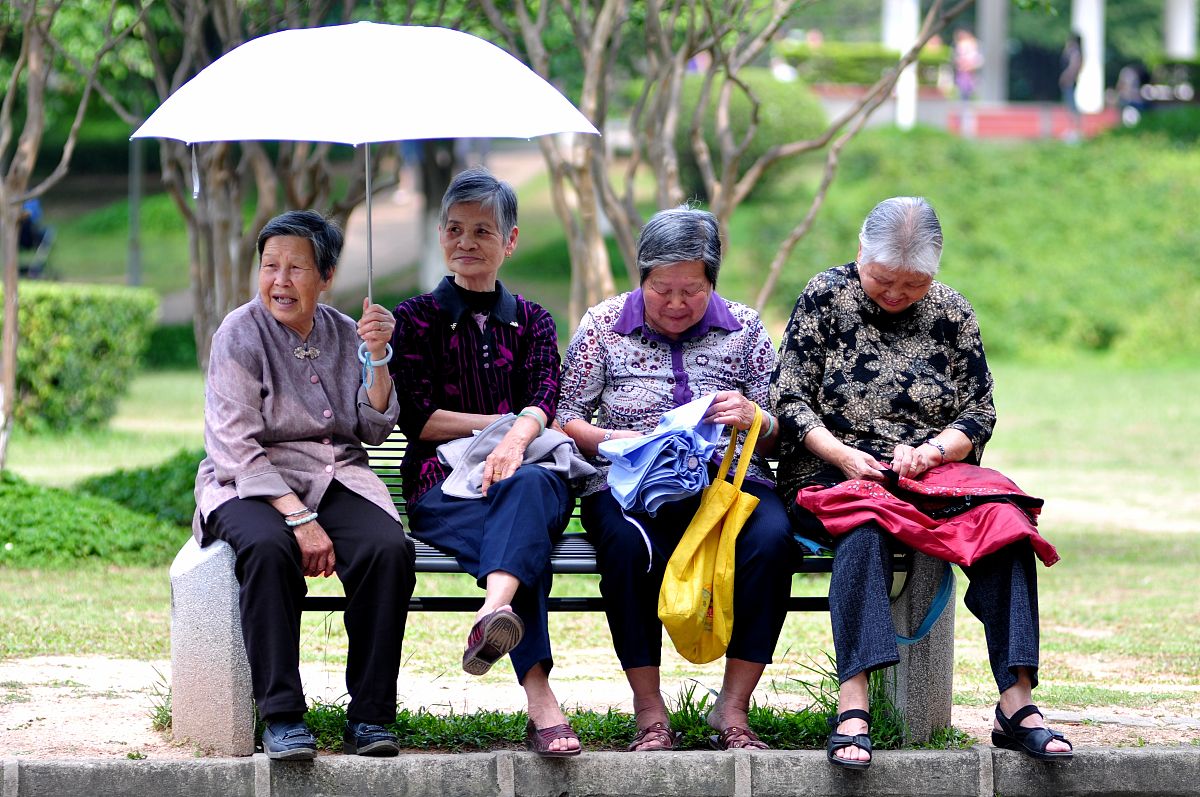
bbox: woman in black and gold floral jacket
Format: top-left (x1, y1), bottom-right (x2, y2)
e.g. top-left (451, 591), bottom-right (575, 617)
top-left (770, 197), bottom-right (1072, 770)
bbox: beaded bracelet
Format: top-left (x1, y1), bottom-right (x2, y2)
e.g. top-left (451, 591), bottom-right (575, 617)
top-left (517, 409), bottom-right (546, 435)
top-left (284, 512), bottom-right (319, 528)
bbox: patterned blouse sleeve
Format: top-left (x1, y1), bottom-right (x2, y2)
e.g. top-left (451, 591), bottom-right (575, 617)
top-left (741, 310), bottom-right (776, 408)
top-left (769, 287), bottom-right (828, 440)
top-left (557, 307), bottom-right (605, 428)
top-left (521, 304), bottom-right (562, 420)
top-left (945, 302), bottom-right (997, 452)
top-left (203, 325), bottom-right (292, 500)
top-left (389, 299), bottom-right (440, 442)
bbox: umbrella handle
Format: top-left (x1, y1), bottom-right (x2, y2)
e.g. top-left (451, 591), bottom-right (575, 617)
top-left (365, 143), bottom-right (373, 306)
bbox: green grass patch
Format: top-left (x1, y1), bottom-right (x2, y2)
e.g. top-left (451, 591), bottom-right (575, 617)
top-left (296, 675), bottom-right (906, 752)
top-left (0, 566), bottom-right (170, 659)
top-left (80, 448), bottom-right (203, 527)
top-left (6, 369), bottom-right (204, 488)
top-left (0, 472), bottom-right (190, 569)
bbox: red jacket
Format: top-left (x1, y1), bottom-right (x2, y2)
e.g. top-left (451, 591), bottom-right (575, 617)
top-left (796, 462), bottom-right (1059, 567)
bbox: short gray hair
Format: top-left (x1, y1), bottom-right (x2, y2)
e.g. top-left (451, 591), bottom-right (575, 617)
top-left (636, 206), bottom-right (722, 286)
top-left (256, 210), bottom-right (343, 280)
top-left (858, 196), bottom-right (943, 276)
top-left (439, 166), bottom-right (518, 239)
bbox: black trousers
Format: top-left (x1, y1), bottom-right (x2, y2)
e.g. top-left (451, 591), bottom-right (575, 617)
top-left (203, 480), bottom-right (416, 724)
top-left (830, 524), bottom-right (1040, 693)
top-left (580, 480), bottom-right (795, 669)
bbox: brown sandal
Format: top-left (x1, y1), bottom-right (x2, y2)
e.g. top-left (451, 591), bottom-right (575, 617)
top-left (627, 721), bottom-right (681, 752)
top-left (525, 719), bottom-right (582, 758)
top-left (709, 725), bottom-right (769, 750)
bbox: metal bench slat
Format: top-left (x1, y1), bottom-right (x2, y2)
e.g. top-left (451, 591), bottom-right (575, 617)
top-left (301, 434), bottom-right (910, 615)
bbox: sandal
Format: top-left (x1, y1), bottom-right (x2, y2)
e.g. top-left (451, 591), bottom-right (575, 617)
top-left (992, 704), bottom-right (1073, 762)
top-left (708, 725), bottom-right (769, 751)
top-left (525, 719), bottom-right (582, 758)
top-left (826, 709), bottom-right (872, 770)
top-left (462, 608), bottom-right (524, 676)
top-left (628, 721), bottom-right (680, 752)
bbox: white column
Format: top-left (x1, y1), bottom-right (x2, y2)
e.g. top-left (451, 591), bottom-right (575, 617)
top-left (1072, 0), bottom-right (1106, 114)
top-left (1165, 0), bottom-right (1198, 59)
top-left (883, 0), bottom-right (920, 130)
top-left (978, 0), bottom-right (1010, 102)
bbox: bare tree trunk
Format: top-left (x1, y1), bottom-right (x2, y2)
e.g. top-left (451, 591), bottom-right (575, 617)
top-left (418, 139), bottom-right (457, 292)
top-left (0, 199), bottom-right (19, 471)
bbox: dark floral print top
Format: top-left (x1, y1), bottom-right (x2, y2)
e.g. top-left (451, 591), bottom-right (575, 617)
top-left (769, 262), bottom-right (996, 501)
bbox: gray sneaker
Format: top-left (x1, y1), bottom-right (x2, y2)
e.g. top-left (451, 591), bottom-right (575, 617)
top-left (262, 720), bottom-right (317, 760)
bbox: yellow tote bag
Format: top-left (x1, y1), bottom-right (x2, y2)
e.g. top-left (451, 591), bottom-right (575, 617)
top-left (658, 408), bottom-right (762, 664)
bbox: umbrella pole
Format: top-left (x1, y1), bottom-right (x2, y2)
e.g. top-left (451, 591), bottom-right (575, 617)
top-left (365, 143), bottom-right (373, 306)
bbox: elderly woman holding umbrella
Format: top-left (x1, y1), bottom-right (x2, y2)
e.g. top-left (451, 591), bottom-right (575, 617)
top-left (770, 196), bottom-right (1072, 769)
top-left (557, 206), bottom-right (795, 752)
top-left (194, 210), bottom-right (415, 760)
top-left (387, 167), bottom-right (582, 757)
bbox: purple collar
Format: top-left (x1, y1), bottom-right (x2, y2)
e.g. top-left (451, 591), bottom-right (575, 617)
top-left (613, 288), bottom-right (742, 342)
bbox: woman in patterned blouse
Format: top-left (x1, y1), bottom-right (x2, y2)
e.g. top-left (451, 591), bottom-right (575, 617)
top-left (770, 197), bottom-right (1072, 768)
top-left (559, 207), bottom-right (795, 752)
top-left (388, 168), bottom-right (580, 757)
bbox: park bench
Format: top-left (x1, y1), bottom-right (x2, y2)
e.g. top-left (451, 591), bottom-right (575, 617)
top-left (169, 434), bottom-right (955, 756)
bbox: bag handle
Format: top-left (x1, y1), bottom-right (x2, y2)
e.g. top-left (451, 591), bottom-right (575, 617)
top-left (714, 405), bottom-right (762, 490)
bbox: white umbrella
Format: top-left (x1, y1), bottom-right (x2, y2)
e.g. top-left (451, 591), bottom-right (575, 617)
top-left (131, 21), bottom-right (599, 303)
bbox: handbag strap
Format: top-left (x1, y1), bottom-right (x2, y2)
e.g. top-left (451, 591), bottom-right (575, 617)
top-left (895, 560), bottom-right (955, 646)
top-left (714, 405), bottom-right (762, 490)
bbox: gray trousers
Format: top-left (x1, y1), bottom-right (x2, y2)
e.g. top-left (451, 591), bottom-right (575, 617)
top-left (830, 524), bottom-right (1040, 693)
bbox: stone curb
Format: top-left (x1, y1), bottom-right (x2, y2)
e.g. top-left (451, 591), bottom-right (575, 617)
top-left (3, 746), bottom-right (1198, 797)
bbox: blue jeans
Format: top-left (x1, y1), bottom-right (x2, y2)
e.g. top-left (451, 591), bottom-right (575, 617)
top-left (829, 524), bottom-right (1040, 692)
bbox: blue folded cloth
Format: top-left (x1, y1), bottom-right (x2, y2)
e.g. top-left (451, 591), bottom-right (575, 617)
top-left (599, 394), bottom-right (723, 516)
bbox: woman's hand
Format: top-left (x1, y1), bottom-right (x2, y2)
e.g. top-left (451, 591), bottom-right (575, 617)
top-left (836, 445), bottom-right (888, 482)
top-left (703, 390), bottom-right (760, 431)
top-left (356, 299), bottom-right (394, 360)
top-left (481, 427), bottom-right (531, 496)
top-left (889, 443), bottom-right (940, 480)
top-left (294, 520), bottom-right (336, 578)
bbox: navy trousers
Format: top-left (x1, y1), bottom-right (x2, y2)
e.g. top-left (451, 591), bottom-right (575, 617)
top-left (829, 523), bottom-right (1041, 692)
top-left (407, 465), bottom-right (572, 682)
top-left (203, 480), bottom-right (416, 725)
top-left (580, 479), bottom-right (795, 669)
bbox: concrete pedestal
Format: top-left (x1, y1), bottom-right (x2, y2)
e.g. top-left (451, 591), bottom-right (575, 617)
top-left (169, 538), bottom-right (255, 756)
top-left (888, 551), bottom-right (956, 743)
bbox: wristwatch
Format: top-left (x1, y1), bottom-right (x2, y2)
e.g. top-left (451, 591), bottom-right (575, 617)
top-left (923, 439), bottom-right (946, 462)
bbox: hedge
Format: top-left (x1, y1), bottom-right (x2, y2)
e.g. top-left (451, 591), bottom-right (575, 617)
top-left (0, 281), bottom-right (157, 431)
top-left (774, 40), bottom-right (949, 87)
top-left (0, 471), bottom-right (188, 568)
top-left (79, 447), bottom-right (202, 528)
top-left (675, 67), bottom-right (828, 202)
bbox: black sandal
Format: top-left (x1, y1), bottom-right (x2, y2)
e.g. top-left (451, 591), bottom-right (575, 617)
top-left (826, 709), bottom-right (872, 770)
top-left (992, 704), bottom-right (1074, 762)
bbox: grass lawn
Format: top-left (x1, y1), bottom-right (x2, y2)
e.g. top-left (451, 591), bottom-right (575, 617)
top-left (1, 361), bottom-right (1197, 724)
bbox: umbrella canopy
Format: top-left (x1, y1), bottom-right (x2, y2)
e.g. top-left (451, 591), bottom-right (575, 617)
top-left (131, 21), bottom-right (598, 318)
top-left (132, 22), bottom-right (599, 145)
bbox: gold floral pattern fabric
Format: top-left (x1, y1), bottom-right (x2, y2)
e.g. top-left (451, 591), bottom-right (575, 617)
top-left (769, 262), bottom-right (996, 501)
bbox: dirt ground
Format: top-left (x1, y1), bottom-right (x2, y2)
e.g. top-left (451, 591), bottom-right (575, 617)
top-left (1, 655), bottom-right (1196, 759)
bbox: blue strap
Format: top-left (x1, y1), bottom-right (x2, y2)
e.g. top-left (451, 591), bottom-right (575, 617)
top-left (896, 561), bottom-right (955, 646)
top-left (358, 342), bottom-right (393, 388)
